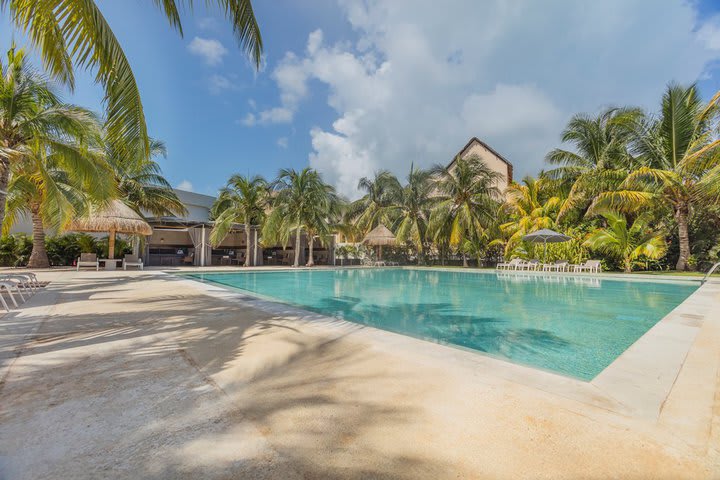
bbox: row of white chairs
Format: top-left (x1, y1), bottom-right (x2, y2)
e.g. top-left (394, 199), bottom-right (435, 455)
top-left (496, 258), bottom-right (601, 273)
top-left (0, 273), bottom-right (45, 312)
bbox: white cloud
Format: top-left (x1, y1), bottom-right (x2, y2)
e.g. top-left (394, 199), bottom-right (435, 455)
top-left (177, 180), bottom-right (194, 192)
top-left (698, 15), bottom-right (720, 51)
top-left (207, 74), bottom-right (236, 94)
top-left (187, 37), bottom-right (228, 66)
top-left (277, 137), bottom-right (289, 148)
top-left (263, 0), bottom-right (720, 198)
top-left (240, 113), bottom-right (256, 126)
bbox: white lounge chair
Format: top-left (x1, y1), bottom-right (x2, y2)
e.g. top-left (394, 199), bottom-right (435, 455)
top-left (0, 280), bottom-right (27, 310)
top-left (496, 258), bottom-right (522, 270)
top-left (0, 274), bottom-right (37, 293)
top-left (573, 260), bottom-right (601, 273)
top-left (122, 254), bottom-right (144, 270)
top-left (77, 253), bottom-right (99, 271)
top-left (520, 259), bottom-right (541, 271)
top-left (542, 260), bottom-right (569, 272)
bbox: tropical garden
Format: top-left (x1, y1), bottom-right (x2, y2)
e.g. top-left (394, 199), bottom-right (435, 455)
top-left (0, 0), bottom-right (719, 273)
top-left (0, 0), bottom-right (262, 267)
top-left (210, 83), bottom-right (720, 273)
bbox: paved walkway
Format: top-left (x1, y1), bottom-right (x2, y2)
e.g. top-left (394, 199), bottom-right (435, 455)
top-left (0, 269), bottom-right (718, 479)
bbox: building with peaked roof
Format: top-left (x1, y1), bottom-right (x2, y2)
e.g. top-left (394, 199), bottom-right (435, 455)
top-left (446, 137), bottom-right (514, 193)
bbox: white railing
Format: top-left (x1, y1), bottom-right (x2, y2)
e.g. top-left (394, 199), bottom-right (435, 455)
top-left (702, 262), bottom-right (720, 283)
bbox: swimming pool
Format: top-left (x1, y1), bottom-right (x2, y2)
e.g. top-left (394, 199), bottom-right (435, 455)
top-left (184, 268), bottom-right (699, 380)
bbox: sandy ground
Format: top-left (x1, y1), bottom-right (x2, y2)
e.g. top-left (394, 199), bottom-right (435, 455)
top-left (0, 269), bottom-right (718, 479)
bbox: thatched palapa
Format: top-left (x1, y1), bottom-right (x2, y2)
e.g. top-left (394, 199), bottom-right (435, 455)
top-left (68, 200), bottom-right (152, 259)
top-left (363, 224), bottom-right (396, 261)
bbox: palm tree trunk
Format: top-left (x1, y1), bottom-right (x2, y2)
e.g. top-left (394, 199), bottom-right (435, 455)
top-left (675, 203), bottom-right (691, 271)
top-left (462, 252), bottom-right (468, 268)
top-left (28, 203), bottom-right (50, 269)
top-left (293, 229), bottom-right (301, 267)
top-left (624, 257), bottom-right (632, 273)
top-left (244, 227), bottom-right (251, 267)
top-left (306, 234), bottom-right (315, 267)
top-left (0, 162), bottom-right (10, 230)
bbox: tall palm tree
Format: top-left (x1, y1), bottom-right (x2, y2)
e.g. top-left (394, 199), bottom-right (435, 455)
top-left (109, 138), bottom-right (185, 218)
top-left (501, 176), bottom-right (564, 257)
top-left (210, 174), bottom-right (267, 267)
top-left (0, 45), bottom-right (100, 229)
top-left (386, 164), bottom-right (434, 262)
top-left (346, 170), bottom-right (401, 236)
top-left (2, 0), bottom-right (262, 162)
top-left (590, 84), bottom-right (720, 270)
top-left (4, 137), bottom-right (113, 268)
top-left (584, 211), bottom-right (667, 273)
top-left (429, 154), bottom-right (501, 267)
top-left (264, 168), bottom-right (339, 267)
top-left (544, 107), bottom-right (643, 218)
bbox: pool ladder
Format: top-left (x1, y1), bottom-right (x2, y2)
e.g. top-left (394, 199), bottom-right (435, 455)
top-left (702, 262), bottom-right (720, 284)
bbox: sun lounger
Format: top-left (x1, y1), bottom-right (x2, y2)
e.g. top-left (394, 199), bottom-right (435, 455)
top-left (122, 254), bottom-right (144, 270)
top-left (542, 260), bottom-right (569, 272)
top-left (77, 253), bottom-right (99, 271)
top-left (0, 274), bottom-right (37, 293)
top-left (520, 259), bottom-right (541, 271)
top-left (496, 258), bottom-right (522, 270)
top-left (573, 260), bottom-right (601, 273)
top-left (0, 280), bottom-right (27, 310)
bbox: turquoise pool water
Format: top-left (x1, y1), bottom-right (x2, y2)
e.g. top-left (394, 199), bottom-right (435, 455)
top-left (184, 268), bottom-right (699, 380)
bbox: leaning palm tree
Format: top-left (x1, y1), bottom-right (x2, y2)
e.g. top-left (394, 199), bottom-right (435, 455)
top-left (0, 45), bottom-right (101, 229)
top-left (2, 0), bottom-right (262, 163)
top-left (544, 107), bottom-right (643, 218)
top-left (429, 154), bottom-right (501, 267)
top-left (4, 137), bottom-right (113, 268)
top-left (589, 84), bottom-right (720, 270)
top-left (264, 168), bottom-right (339, 267)
top-left (210, 174), bottom-right (267, 267)
top-left (385, 164), bottom-right (435, 262)
top-left (345, 170), bottom-right (401, 236)
top-left (584, 211), bottom-right (667, 273)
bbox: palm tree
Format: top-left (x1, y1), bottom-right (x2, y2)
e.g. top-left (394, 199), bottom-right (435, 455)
top-left (346, 170), bottom-right (401, 236)
top-left (4, 137), bottom-right (113, 268)
top-left (544, 107), bottom-right (643, 219)
top-left (584, 211), bottom-right (666, 273)
top-left (2, 0), bottom-right (262, 163)
top-left (109, 138), bottom-right (185, 218)
top-left (264, 168), bottom-right (339, 267)
top-left (428, 154), bottom-right (501, 267)
top-left (386, 164), bottom-right (434, 262)
top-left (501, 176), bottom-right (565, 258)
top-left (590, 84), bottom-right (720, 270)
top-left (210, 174), bottom-right (267, 267)
top-left (0, 45), bottom-right (101, 229)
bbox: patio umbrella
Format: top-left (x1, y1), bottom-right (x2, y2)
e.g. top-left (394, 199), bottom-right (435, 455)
top-left (523, 228), bottom-right (571, 263)
top-left (68, 200), bottom-right (153, 259)
top-left (362, 224), bottom-right (396, 261)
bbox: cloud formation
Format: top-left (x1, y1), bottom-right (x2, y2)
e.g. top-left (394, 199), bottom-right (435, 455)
top-left (177, 180), bottom-right (194, 192)
top-left (261, 0), bottom-right (720, 198)
top-left (188, 37), bottom-right (228, 66)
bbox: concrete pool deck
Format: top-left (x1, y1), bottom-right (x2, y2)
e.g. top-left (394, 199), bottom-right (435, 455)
top-left (0, 268), bottom-right (718, 478)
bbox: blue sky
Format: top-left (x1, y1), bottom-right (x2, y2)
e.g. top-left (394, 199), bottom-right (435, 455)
top-left (3, 0), bottom-right (720, 198)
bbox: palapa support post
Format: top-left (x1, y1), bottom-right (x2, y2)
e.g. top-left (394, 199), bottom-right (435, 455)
top-left (108, 228), bottom-right (116, 259)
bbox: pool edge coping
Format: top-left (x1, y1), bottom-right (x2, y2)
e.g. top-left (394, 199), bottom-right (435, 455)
top-left (161, 268), bottom-right (719, 430)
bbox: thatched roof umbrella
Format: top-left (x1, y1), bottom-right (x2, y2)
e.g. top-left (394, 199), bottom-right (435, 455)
top-left (68, 200), bottom-right (153, 259)
top-left (363, 224), bottom-right (396, 261)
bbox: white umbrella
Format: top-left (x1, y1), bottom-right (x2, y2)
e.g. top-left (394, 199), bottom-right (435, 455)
top-left (523, 229), bottom-right (571, 263)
